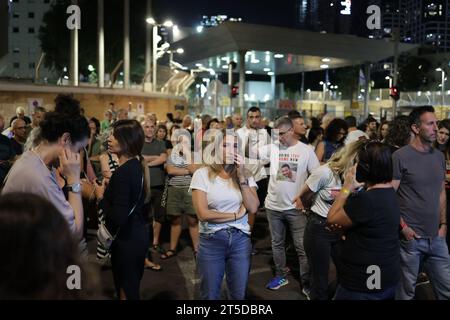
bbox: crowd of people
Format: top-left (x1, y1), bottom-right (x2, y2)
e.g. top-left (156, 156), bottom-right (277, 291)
top-left (1, 95), bottom-right (450, 301)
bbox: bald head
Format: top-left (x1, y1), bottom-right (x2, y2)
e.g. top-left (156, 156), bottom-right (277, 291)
top-left (12, 118), bottom-right (27, 141)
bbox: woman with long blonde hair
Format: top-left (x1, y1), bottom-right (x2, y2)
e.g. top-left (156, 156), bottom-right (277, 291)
top-left (292, 139), bottom-right (364, 300)
top-left (190, 129), bottom-right (259, 300)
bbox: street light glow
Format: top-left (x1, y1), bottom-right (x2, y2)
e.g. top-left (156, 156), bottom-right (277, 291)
top-left (196, 26), bottom-right (204, 33)
top-left (274, 54), bottom-right (284, 59)
top-left (320, 64), bottom-right (329, 69)
top-left (245, 70), bottom-right (253, 74)
top-left (176, 48), bottom-right (184, 54)
top-left (263, 68), bottom-right (271, 72)
top-left (146, 17), bottom-right (156, 25)
top-left (163, 20), bottom-right (173, 28)
top-left (322, 58), bottom-right (331, 62)
top-left (267, 71), bottom-right (274, 76)
top-left (436, 67), bottom-right (443, 72)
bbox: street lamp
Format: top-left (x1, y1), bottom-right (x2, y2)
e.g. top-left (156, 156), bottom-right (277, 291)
top-left (146, 17), bottom-right (174, 91)
top-left (436, 67), bottom-right (446, 106)
top-left (168, 48), bottom-right (184, 70)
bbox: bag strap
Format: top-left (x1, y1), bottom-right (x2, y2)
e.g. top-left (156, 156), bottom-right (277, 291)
top-left (127, 174), bottom-right (144, 219)
top-left (110, 174), bottom-right (144, 241)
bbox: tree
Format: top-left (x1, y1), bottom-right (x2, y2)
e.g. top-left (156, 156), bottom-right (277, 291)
top-left (335, 66), bottom-right (359, 105)
top-left (39, 0), bottom-right (146, 83)
top-left (397, 54), bottom-right (435, 91)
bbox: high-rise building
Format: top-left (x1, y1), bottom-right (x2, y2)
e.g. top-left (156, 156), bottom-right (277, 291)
top-left (0, 0), bottom-right (54, 80)
top-left (368, 0), bottom-right (450, 52)
top-left (200, 15), bottom-right (243, 29)
top-left (408, 0), bottom-right (449, 51)
top-left (0, 0), bottom-right (8, 59)
top-left (296, 0), bottom-right (355, 34)
top-left (297, 0), bottom-right (319, 31)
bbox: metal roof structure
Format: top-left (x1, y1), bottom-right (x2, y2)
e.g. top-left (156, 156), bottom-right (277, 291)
top-left (172, 22), bottom-right (418, 75)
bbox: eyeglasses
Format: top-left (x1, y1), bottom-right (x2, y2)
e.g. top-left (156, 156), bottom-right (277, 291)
top-left (278, 129), bottom-right (291, 136)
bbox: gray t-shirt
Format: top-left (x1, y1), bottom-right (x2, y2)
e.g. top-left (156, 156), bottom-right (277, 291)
top-left (392, 144), bottom-right (445, 237)
top-left (2, 151), bottom-right (77, 235)
top-left (142, 139), bottom-right (166, 187)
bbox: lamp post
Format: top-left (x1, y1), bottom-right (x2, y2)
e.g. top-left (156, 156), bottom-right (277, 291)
top-left (436, 68), bottom-right (446, 106)
top-left (146, 17), bottom-right (173, 92)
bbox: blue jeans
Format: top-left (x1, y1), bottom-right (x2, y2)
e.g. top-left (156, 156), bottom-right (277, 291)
top-left (197, 228), bottom-right (251, 300)
top-left (396, 236), bottom-right (450, 300)
top-left (334, 284), bottom-right (396, 300)
top-left (266, 209), bottom-right (309, 287)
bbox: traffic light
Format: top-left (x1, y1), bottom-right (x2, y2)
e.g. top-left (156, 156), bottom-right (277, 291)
top-left (390, 86), bottom-right (400, 101)
top-left (231, 85), bottom-right (239, 98)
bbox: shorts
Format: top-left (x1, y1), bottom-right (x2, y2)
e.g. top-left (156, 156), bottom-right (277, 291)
top-left (166, 186), bottom-right (196, 217)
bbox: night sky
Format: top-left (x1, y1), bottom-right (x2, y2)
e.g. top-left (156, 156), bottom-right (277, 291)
top-left (152, 0), bottom-right (298, 28)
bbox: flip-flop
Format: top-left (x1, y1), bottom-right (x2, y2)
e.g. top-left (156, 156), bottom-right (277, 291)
top-left (160, 249), bottom-right (177, 260)
top-left (145, 263), bottom-right (163, 271)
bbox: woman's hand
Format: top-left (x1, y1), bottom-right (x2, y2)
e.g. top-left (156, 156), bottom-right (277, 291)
top-left (292, 194), bottom-right (305, 210)
top-left (234, 153), bottom-right (246, 180)
top-left (59, 148), bottom-right (80, 184)
top-left (94, 179), bottom-right (106, 201)
top-left (343, 164), bottom-right (364, 193)
top-left (236, 204), bottom-right (246, 219)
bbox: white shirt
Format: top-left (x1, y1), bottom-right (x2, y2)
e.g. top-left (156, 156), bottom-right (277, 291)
top-left (190, 167), bottom-right (257, 235)
top-left (345, 129), bottom-right (368, 145)
top-left (236, 126), bottom-right (271, 182)
top-left (306, 164), bottom-right (342, 218)
top-left (259, 141), bottom-right (320, 211)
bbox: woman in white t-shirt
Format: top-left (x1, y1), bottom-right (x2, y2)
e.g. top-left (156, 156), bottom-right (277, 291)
top-left (190, 130), bottom-right (259, 300)
top-left (292, 140), bottom-right (364, 300)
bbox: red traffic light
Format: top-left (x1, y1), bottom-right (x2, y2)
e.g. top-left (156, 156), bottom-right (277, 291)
top-left (390, 86), bottom-right (400, 101)
top-left (231, 85), bottom-right (239, 98)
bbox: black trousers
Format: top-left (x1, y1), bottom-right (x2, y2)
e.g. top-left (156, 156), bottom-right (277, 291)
top-left (256, 177), bottom-right (269, 209)
top-left (303, 213), bottom-right (341, 300)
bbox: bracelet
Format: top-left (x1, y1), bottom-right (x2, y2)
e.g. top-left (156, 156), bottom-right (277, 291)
top-left (341, 188), bottom-right (351, 195)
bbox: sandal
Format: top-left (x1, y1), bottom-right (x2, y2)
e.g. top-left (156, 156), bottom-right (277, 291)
top-left (152, 244), bottom-right (165, 255)
top-left (160, 249), bottom-right (177, 260)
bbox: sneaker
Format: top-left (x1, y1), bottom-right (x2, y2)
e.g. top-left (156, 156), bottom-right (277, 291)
top-left (302, 287), bottom-right (311, 300)
top-left (266, 276), bottom-right (289, 290)
top-left (417, 272), bottom-right (430, 286)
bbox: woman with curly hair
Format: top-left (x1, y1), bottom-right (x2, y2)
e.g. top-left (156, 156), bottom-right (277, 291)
top-left (384, 115), bottom-right (413, 152)
top-left (316, 118), bottom-right (348, 163)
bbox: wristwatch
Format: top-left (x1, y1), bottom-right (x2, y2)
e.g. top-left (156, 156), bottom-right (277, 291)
top-left (240, 179), bottom-right (249, 187)
top-left (67, 183), bottom-right (81, 194)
